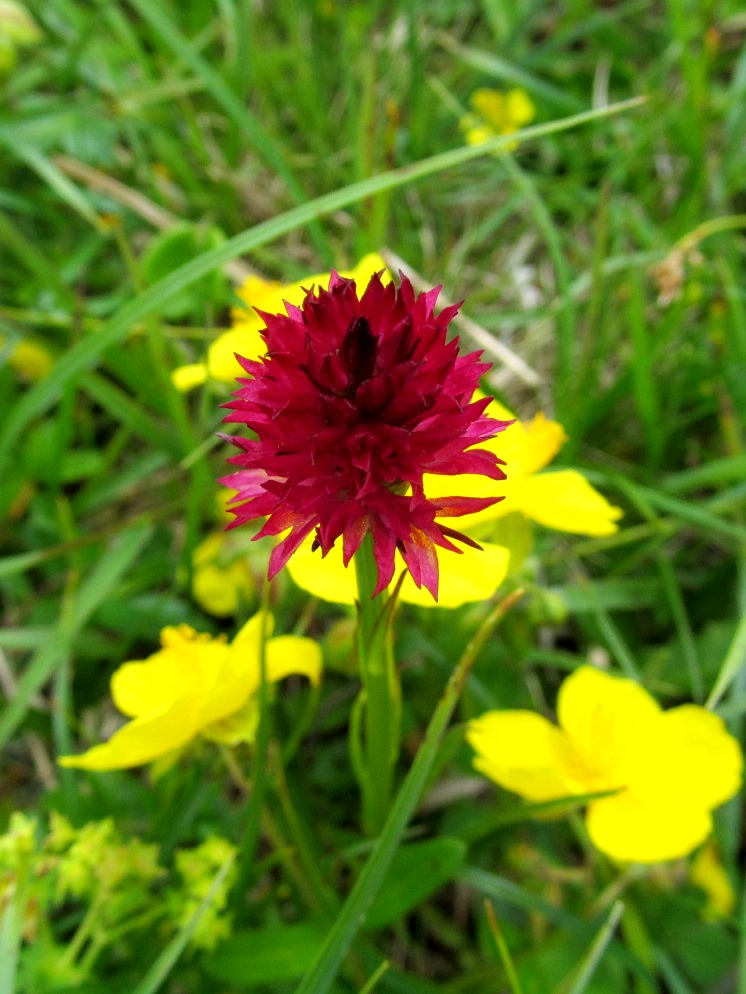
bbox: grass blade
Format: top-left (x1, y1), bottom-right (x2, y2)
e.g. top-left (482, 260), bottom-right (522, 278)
top-left (561, 900), bottom-right (624, 994)
top-left (706, 610), bottom-right (746, 710)
top-left (131, 855), bottom-right (235, 994)
top-left (0, 525), bottom-right (153, 749)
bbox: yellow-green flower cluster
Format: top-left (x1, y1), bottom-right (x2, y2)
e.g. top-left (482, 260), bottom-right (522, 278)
top-left (167, 836), bottom-right (237, 950)
top-left (0, 810), bottom-right (239, 984)
top-left (467, 666), bottom-right (742, 863)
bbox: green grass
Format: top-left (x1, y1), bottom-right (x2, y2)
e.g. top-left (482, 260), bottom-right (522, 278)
top-left (1, 1), bottom-right (745, 992)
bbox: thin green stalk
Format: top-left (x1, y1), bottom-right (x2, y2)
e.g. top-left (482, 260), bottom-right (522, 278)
top-left (354, 534), bottom-right (400, 835)
top-left (233, 583), bottom-right (273, 904)
top-left (564, 900), bottom-right (625, 994)
top-left (484, 901), bottom-right (524, 994)
top-left (620, 900), bottom-right (659, 994)
top-left (271, 748), bottom-right (338, 912)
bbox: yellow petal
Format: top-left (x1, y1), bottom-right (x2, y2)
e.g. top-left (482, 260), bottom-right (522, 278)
top-left (232, 275), bottom-right (285, 323)
top-left (421, 411), bottom-right (565, 533)
top-left (286, 539), bottom-right (356, 605)
top-left (204, 632), bottom-right (321, 745)
top-left (287, 535), bottom-right (509, 608)
top-left (505, 89), bottom-right (536, 128)
top-left (586, 790), bottom-right (713, 863)
top-left (264, 635), bottom-right (323, 687)
top-left (2, 338), bottom-right (54, 380)
top-left (630, 705), bottom-right (742, 810)
top-left (467, 710), bottom-right (577, 802)
top-left (557, 667), bottom-right (661, 791)
top-left (398, 541), bottom-right (510, 608)
top-left (347, 252), bottom-right (391, 287)
top-left (203, 697), bottom-right (260, 746)
top-left (111, 626), bottom-right (227, 718)
top-left (462, 122), bottom-right (495, 146)
top-left (422, 466), bottom-right (509, 532)
top-left (171, 362), bottom-right (208, 392)
top-left (59, 699), bottom-right (203, 770)
top-left (517, 469), bottom-right (623, 536)
top-left (511, 413), bottom-right (567, 477)
top-left (230, 611), bottom-right (274, 655)
top-left (206, 326), bottom-right (266, 383)
top-left (470, 88), bottom-right (505, 126)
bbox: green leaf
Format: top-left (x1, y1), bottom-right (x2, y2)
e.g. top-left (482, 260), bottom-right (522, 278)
top-left (365, 837), bottom-right (466, 929)
top-left (140, 224), bottom-right (227, 319)
top-left (206, 921), bottom-right (330, 986)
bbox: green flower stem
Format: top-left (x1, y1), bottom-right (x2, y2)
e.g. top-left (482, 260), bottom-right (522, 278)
top-left (354, 534), bottom-right (401, 835)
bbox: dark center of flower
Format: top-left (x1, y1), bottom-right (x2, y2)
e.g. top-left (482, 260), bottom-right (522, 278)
top-left (340, 316), bottom-right (377, 391)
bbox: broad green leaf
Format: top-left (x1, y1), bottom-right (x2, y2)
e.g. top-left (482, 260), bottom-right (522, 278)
top-left (365, 837), bottom-right (466, 928)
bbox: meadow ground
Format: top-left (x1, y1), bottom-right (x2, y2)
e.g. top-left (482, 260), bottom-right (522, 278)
top-left (1, 1), bottom-right (746, 992)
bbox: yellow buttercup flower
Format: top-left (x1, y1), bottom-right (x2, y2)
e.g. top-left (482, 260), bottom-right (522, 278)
top-left (423, 400), bottom-right (623, 538)
top-left (59, 614), bottom-right (322, 770)
top-left (172, 253), bottom-right (391, 391)
top-left (286, 400), bottom-right (621, 608)
top-left (467, 666), bottom-right (743, 863)
top-left (460, 88), bottom-right (536, 152)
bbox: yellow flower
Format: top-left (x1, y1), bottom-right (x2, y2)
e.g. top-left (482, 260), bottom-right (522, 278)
top-left (459, 88), bottom-right (536, 151)
top-left (59, 614), bottom-right (322, 770)
top-left (424, 400), bottom-right (623, 537)
top-left (286, 400), bottom-right (621, 608)
top-left (172, 253), bottom-right (391, 391)
top-left (467, 666), bottom-right (743, 863)
top-left (0, 335), bottom-right (53, 380)
top-left (191, 532), bottom-right (255, 617)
